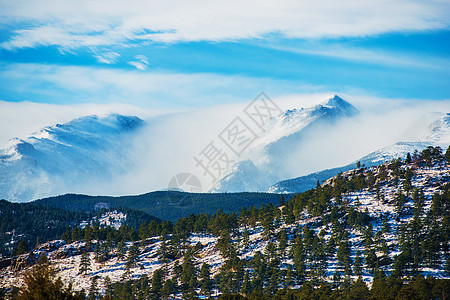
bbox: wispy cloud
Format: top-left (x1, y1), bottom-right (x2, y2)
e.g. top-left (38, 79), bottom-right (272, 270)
top-left (128, 55), bottom-right (149, 70)
top-left (94, 51), bottom-right (121, 64)
top-left (0, 63), bottom-right (319, 108)
top-left (268, 43), bottom-right (450, 69)
top-left (1, 0), bottom-right (449, 50)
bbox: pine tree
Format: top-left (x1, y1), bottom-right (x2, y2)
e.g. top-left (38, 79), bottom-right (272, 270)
top-left (84, 226), bottom-right (93, 243)
top-left (382, 215), bottom-right (391, 234)
top-left (262, 213), bottom-right (274, 239)
top-left (151, 268), bottom-right (164, 297)
top-left (241, 271), bottom-right (251, 295)
top-left (364, 223), bottom-right (374, 246)
top-left (162, 278), bottom-right (175, 299)
top-left (125, 243), bottom-right (140, 271)
top-left (278, 229), bottom-right (288, 255)
top-left (37, 254), bottom-right (49, 266)
top-left (94, 242), bottom-right (101, 263)
top-left (88, 276), bottom-right (98, 300)
top-left (104, 276), bottom-right (113, 297)
top-left (79, 251), bottom-right (91, 275)
top-left (285, 265), bottom-right (293, 288)
top-left (446, 145), bottom-right (450, 163)
top-left (181, 248), bottom-right (197, 294)
top-left (233, 260), bottom-right (245, 292)
top-left (332, 270), bottom-right (342, 288)
top-left (137, 274), bottom-right (150, 299)
top-left (405, 152), bottom-right (412, 164)
top-left (293, 236), bottom-right (306, 284)
top-left (117, 239), bottom-right (126, 260)
top-left (365, 248), bottom-right (378, 274)
top-left (348, 277), bottom-right (370, 299)
top-left (158, 237), bottom-right (168, 269)
top-left (243, 228), bottom-right (249, 249)
top-left (354, 250), bottom-right (362, 276)
top-left (286, 208), bottom-right (295, 225)
top-left (265, 267), bottom-right (279, 295)
top-left (199, 263), bottom-right (212, 298)
top-left (337, 240), bottom-right (351, 272)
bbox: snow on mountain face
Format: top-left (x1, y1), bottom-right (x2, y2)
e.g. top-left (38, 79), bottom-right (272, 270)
top-left (212, 95), bottom-right (358, 192)
top-left (0, 114), bottom-right (145, 202)
top-left (268, 142), bottom-right (431, 194)
top-left (248, 95), bottom-right (358, 151)
top-left (268, 113), bottom-right (450, 194)
top-left (421, 113), bottom-right (450, 145)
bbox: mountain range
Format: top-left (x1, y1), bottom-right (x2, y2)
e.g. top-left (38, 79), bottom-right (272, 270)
top-left (0, 96), bottom-right (449, 202)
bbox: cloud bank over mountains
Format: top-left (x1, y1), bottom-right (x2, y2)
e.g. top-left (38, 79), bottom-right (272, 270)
top-left (1, 94), bottom-right (449, 201)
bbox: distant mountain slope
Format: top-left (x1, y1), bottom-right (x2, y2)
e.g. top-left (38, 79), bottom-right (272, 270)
top-left (212, 95), bottom-right (358, 192)
top-left (269, 141), bottom-right (431, 193)
top-left (269, 113), bottom-right (450, 194)
top-left (0, 114), bottom-right (145, 202)
top-left (421, 113), bottom-right (450, 144)
top-left (33, 191), bottom-right (287, 222)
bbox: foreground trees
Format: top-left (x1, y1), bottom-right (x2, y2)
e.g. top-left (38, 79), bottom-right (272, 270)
top-left (18, 264), bottom-right (84, 300)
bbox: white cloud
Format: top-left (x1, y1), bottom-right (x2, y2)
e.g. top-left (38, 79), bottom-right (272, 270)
top-left (128, 55), bottom-right (149, 70)
top-left (94, 51), bottom-right (121, 64)
top-left (1, 0), bottom-right (449, 50)
top-left (0, 63), bottom-right (320, 108)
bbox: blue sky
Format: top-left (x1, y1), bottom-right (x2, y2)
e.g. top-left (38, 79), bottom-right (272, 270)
top-left (0, 0), bottom-right (449, 109)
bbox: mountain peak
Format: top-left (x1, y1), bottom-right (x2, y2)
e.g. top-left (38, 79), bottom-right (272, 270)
top-left (324, 95), bottom-right (349, 108)
top-left (318, 95), bottom-right (358, 117)
top-left (64, 114), bottom-right (145, 134)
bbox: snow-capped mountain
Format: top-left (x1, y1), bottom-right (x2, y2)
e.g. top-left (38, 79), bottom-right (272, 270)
top-left (0, 114), bottom-right (145, 202)
top-left (269, 113), bottom-right (450, 194)
top-left (211, 95), bottom-right (358, 192)
top-left (2, 96), bottom-right (448, 201)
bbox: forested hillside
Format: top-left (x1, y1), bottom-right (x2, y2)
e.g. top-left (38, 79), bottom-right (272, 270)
top-left (0, 202), bottom-right (159, 258)
top-left (1, 146), bottom-right (449, 299)
top-left (34, 192), bottom-right (284, 222)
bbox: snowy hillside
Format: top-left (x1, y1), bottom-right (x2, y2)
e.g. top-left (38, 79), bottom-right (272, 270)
top-left (1, 150), bottom-right (448, 299)
top-left (0, 114), bottom-right (145, 202)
